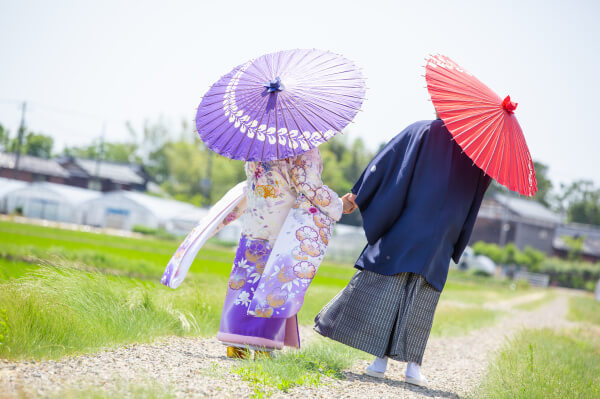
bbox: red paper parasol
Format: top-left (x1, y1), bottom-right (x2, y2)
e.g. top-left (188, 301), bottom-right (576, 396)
top-left (425, 54), bottom-right (537, 196)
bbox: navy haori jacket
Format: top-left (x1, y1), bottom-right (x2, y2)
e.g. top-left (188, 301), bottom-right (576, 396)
top-left (352, 119), bottom-right (491, 291)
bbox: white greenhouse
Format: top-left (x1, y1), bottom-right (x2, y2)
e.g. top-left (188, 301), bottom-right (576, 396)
top-left (79, 191), bottom-right (207, 235)
top-left (3, 182), bottom-right (101, 223)
top-left (0, 177), bottom-right (27, 213)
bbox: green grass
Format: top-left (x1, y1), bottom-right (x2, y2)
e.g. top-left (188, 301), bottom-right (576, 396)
top-left (568, 295), bottom-right (600, 326)
top-left (0, 265), bottom-right (226, 360)
top-left (0, 220), bottom-right (355, 360)
top-left (513, 292), bottom-right (557, 311)
top-left (233, 338), bottom-right (369, 398)
top-left (431, 303), bottom-right (503, 337)
top-left (0, 219), bottom-right (533, 361)
top-left (441, 274), bottom-right (532, 305)
top-left (0, 258), bottom-right (38, 280)
top-left (476, 328), bottom-right (600, 398)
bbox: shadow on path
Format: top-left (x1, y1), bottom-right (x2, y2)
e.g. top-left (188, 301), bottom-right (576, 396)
top-left (342, 370), bottom-right (460, 398)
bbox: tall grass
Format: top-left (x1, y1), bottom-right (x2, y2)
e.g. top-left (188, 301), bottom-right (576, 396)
top-left (0, 265), bottom-right (226, 360)
top-left (476, 328), bottom-right (600, 398)
top-left (0, 219), bottom-right (535, 361)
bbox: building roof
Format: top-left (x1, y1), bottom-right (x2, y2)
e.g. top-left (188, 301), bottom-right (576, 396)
top-left (64, 158), bottom-right (145, 185)
top-left (0, 152), bottom-right (69, 178)
top-left (491, 193), bottom-right (562, 224)
top-left (553, 223), bottom-right (600, 257)
top-left (57, 156), bottom-right (146, 184)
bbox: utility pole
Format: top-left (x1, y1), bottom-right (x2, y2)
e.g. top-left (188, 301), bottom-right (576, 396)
top-left (13, 102), bottom-right (27, 179)
top-left (94, 122), bottom-right (106, 190)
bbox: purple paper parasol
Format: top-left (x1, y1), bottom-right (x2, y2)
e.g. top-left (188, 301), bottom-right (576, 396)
top-left (196, 49), bottom-right (366, 161)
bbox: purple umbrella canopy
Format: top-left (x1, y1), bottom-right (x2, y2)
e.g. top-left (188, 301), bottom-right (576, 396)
top-left (196, 49), bottom-right (366, 161)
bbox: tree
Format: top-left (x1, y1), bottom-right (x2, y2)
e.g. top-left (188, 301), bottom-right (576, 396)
top-left (485, 160), bottom-right (553, 209)
top-left (2, 128), bottom-right (54, 159)
top-left (0, 124), bottom-right (9, 152)
top-left (556, 180), bottom-right (600, 226)
top-left (125, 119), bottom-right (173, 183)
top-left (63, 140), bottom-right (139, 163)
top-left (562, 235), bottom-right (585, 261)
top-left (532, 161), bottom-right (553, 207)
top-left (22, 132), bottom-right (54, 159)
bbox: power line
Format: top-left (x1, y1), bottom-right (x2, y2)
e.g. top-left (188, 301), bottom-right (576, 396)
top-left (0, 98), bottom-right (115, 122)
top-left (0, 98), bottom-right (23, 106)
top-left (29, 101), bottom-right (108, 121)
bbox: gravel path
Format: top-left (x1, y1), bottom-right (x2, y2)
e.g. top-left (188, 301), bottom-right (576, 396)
top-left (0, 293), bottom-right (578, 398)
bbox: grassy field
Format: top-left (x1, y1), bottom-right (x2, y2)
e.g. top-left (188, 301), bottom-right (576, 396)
top-left (0, 219), bottom-right (536, 361)
top-left (513, 292), bottom-right (557, 311)
top-left (476, 328), bottom-right (600, 398)
top-left (568, 295), bottom-right (600, 326)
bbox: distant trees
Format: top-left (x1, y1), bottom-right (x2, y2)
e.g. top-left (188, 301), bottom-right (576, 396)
top-left (0, 124), bottom-right (9, 152)
top-left (487, 160), bottom-right (554, 206)
top-left (555, 180), bottom-right (600, 226)
top-left (1, 119), bottom-right (598, 228)
top-left (0, 123), bottom-right (54, 159)
top-left (63, 141), bottom-right (140, 164)
top-left (486, 159), bottom-right (600, 227)
top-left (532, 161), bottom-right (553, 208)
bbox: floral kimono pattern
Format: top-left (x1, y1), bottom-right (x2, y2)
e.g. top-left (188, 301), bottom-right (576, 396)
top-left (247, 197), bottom-right (333, 320)
top-left (217, 236), bottom-right (301, 349)
top-left (217, 148), bottom-right (342, 349)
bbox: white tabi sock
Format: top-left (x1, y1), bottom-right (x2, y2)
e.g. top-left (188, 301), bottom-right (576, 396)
top-left (369, 356), bottom-right (388, 373)
top-left (406, 362), bottom-right (425, 381)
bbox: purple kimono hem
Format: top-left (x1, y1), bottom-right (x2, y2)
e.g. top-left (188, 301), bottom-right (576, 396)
top-left (218, 235), bottom-right (300, 349)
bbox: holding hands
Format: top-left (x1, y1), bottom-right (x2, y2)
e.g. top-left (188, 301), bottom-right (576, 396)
top-left (342, 193), bottom-right (358, 214)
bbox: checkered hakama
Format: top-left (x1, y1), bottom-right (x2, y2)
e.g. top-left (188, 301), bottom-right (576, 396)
top-left (314, 270), bottom-right (440, 365)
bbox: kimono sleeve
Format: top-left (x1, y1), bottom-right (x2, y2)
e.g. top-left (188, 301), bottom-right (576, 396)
top-left (289, 149), bottom-right (343, 221)
top-left (352, 129), bottom-right (425, 245)
top-left (210, 196), bottom-right (247, 238)
top-left (452, 174), bottom-right (492, 263)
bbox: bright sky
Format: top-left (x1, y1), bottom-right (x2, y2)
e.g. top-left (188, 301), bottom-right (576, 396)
top-left (1, 0), bottom-right (598, 188)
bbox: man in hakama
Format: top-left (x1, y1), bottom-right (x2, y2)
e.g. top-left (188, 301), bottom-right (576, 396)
top-left (314, 119), bottom-right (491, 386)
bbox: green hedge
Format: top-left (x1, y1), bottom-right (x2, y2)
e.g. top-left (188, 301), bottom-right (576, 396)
top-left (472, 241), bottom-right (600, 291)
top-left (538, 258), bottom-right (600, 291)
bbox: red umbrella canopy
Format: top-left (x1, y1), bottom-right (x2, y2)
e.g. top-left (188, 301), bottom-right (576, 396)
top-left (425, 54), bottom-right (537, 196)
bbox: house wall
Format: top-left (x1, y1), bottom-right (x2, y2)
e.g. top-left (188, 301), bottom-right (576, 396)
top-left (470, 217), bottom-right (517, 246)
top-left (0, 168), bottom-right (64, 184)
top-left (0, 168), bottom-right (33, 182)
top-left (470, 217), bottom-right (502, 245)
top-left (514, 222), bottom-right (555, 254)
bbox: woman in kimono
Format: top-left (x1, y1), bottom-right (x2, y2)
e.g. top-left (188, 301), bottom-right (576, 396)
top-left (219, 147), bottom-right (343, 358)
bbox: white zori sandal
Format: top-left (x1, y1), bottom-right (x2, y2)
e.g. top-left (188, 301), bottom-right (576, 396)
top-left (364, 356), bottom-right (388, 379)
top-left (365, 364), bottom-right (385, 379)
top-left (405, 362), bottom-right (428, 387)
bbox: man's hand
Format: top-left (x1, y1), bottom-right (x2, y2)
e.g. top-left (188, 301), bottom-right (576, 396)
top-left (342, 193), bottom-right (358, 214)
